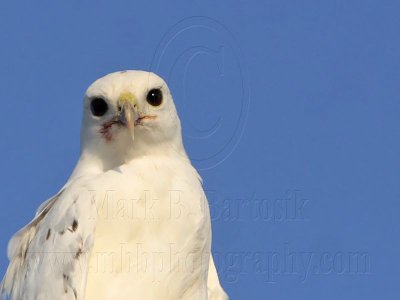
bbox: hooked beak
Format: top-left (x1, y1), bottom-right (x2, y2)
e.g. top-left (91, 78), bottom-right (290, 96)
top-left (118, 92), bottom-right (137, 140)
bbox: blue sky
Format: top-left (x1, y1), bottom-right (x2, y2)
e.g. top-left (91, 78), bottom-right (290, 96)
top-left (0, 1), bottom-right (399, 299)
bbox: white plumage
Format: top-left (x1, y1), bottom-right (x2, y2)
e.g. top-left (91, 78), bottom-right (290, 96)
top-left (1, 70), bottom-right (228, 300)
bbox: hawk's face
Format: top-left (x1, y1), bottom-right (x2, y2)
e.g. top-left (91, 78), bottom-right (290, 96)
top-left (80, 70), bottom-right (182, 169)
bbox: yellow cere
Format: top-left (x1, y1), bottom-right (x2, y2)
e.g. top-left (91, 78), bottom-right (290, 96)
top-left (118, 92), bottom-right (137, 104)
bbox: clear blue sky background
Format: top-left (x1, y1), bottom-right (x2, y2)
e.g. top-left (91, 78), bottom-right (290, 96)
top-left (0, 1), bottom-right (399, 299)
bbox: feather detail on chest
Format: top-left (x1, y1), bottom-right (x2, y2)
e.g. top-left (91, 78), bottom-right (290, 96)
top-left (84, 156), bottom-right (211, 300)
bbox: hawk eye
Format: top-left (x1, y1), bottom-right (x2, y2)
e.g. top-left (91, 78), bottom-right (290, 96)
top-left (90, 98), bottom-right (108, 116)
top-left (146, 89), bottom-right (163, 106)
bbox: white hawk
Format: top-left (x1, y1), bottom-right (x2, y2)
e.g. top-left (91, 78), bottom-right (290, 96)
top-left (0, 70), bottom-right (228, 300)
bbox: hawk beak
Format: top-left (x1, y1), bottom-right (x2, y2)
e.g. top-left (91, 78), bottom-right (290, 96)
top-left (118, 92), bottom-right (137, 140)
